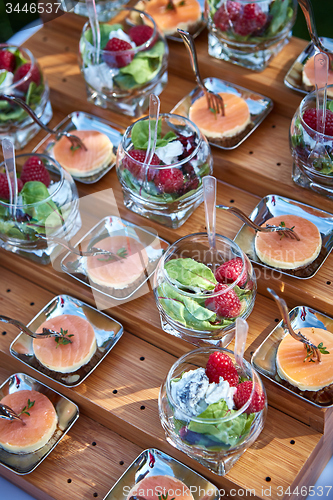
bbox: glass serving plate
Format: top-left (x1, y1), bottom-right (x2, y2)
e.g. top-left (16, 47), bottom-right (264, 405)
top-left (10, 295), bottom-right (123, 387)
top-left (171, 77), bottom-right (273, 149)
top-left (252, 306), bottom-right (333, 408)
top-left (103, 448), bottom-right (220, 500)
top-left (284, 37), bottom-right (333, 95)
top-left (0, 372), bottom-right (79, 474)
top-left (233, 194), bottom-right (333, 279)
top-left (61, 216), bottom-right (170, 301)
top-left (33, 111), bottom-right (123, 184)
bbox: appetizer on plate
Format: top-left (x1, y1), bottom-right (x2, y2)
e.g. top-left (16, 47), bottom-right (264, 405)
top-left (302, 55), bottom-right (333, 98)
top-left (126, 475), bottom-right (194, 499)
top-left (0, 389), bottom-right (57, 453)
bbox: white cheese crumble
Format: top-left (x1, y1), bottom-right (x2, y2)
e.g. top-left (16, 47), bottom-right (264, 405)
top-left (155, 140), bottom-right (184, 165)
top-left (0, 70), bottom-right (14, 90)
top-left (84, 63), bottom-right (119, 91)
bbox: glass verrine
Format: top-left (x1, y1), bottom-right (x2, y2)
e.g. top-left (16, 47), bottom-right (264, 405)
top-left (60, 0), bottom-right (129, 22)
top-left (116, 114), bottom-right (213, 228)
top-left (78, 8), bottom-right (168, 117)
top-left (0, 153), bottom-right (79, 264)
top-left (159, 347), bottom-right (267, 475)
top-left (290, 85), bottom-right (333, 199)
top-left (0, 44), bottom-right (53, 149)
top-left (153, 233), bottom-right (256, 346)
top-left (205, 0), bottom-right (297, 71)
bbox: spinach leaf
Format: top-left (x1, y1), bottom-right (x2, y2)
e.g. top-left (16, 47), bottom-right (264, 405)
top-left (267, 0), bottom-right (289, 37)
top-left (165, 258), bottom-right (217, 292)
top-left (21, 181), bottom-right (63, 231)
top-left (85, 24), bottom-right (123, 49)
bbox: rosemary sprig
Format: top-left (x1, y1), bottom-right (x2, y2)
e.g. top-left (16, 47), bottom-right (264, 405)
top-left (97, 247), bottom-right (128, 262)
top-left (17, 399), bottom-right (35, 417)
top-left (54, 328), bottom-right (74, 348)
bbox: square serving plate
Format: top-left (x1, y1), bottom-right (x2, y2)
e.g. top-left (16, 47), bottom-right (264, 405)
top-left (233, 194), bottom-right (333, 279)
top-left (171, 77), bottom-right (273, 150)
top-left (33, 111), bottom-right (123, 184)
top-left (103, 448), bottom-right (220, 500)
top-left (10, 295), bottom-right (123, 387)
top-left (252, 306), bottom-right (333, 408)
top-left (284, 37), bottom-right (333, 95)
top-left (60, 216), bottom-right (169, 301)
top-left (0, 372), bottom-right (79, 474)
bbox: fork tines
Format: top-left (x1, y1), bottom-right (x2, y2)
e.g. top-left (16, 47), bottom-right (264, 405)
top-left (265, 224), bottom-right (300, 241)
top-left (205, 90), bottom-right (225, 117)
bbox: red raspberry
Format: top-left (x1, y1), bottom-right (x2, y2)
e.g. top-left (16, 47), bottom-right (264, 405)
top-left (20, 156), bottom-right (50, 187)
top-left (233, 380), bottom-right (265, 414)
top-left (123, 149), bottom-right (160, 181)
top-left (234, 3), bottom-right (267, 36)
top-left (103, 38), bottom-right (134, 68)
top-left (215, 257), bottom-right (247, 287)
top-left (0, 173), bottom-right (23, 200)
top-left (206, 283), bottom-right (242, 318)
top-left (205, 351), bottom-right (239, 386)
top-left (303, 108), bottom-right (333, 136)
top-left (214, 1), bottom-right (242, 31)
top-left (154, 167), bottom-right (184, 194)
top-left (13, 63), bottom-right (41, 93)
top-left (129, 25), bottom-right (155, 47)
top-left (0, 50), bottom-right (16, 72)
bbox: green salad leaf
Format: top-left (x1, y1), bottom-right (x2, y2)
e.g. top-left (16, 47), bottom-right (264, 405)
top-left (267, 0), bottom-right (290, 37)
top-left (165, 258), bottom-right (217, 292)
top-left (84, 23), bottom-right (123, 50)
top-left (188, 399), bottom-right (255, 448)
top-left (21, 181), bottom-right (64, 232)
top-left (0, 71), bottom-right (7, 86)
top-left (121, 169), bottom-right (175, 202)
top-left (9, 47), bottom-right (28, 69)
top-left (131, 117), bottom-right (177, 150)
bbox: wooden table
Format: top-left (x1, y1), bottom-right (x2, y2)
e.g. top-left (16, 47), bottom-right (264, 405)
top-left (1, 11), bottom-right (333, 500)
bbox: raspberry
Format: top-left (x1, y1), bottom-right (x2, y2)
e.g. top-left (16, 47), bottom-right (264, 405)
top-left (0, 173), bottom-right (23, 200)
top-left (303, 108), bottom-right (333, 136)
top-left (205, 351), bottom-right (239, 386)
top-left (234, 3), bottom-right (267, 36)
top-left (154, 167), bottom-right (184, 194)
top-left (206, 283), bottom-right (242, 318)
top-left (13, 63), bottom-right (41, 93)
top-left (0, 50), bottom-right (16, 72)
top-left (20, 156), bottom-right (50, 187)
top-left (123, 149), bottom-right (160, 181)
top-left (129, 25), bottom-right (155, 47)
top-left (215, 257), bottom-right (247, 287)
top-left (103, 38), bottom-right (134, 68)
top-left (233, 380), bottom-right (265, 414)
top-left (214, 0), bottom-right (242, 31)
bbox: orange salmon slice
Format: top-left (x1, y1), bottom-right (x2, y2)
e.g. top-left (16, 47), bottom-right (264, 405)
top-left (126, 475), bottom-right (194, 500)
top-left (0, 389), bottom-right (57, 453)
top-left (145, 0), bottom-right (201, 33)
top-left (33, 314), bottom-right (96, 373)
top-left (276, 327), bottom-right (333, 391)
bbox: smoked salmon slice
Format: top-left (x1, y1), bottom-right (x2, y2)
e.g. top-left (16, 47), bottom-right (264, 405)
top-left (0, 389), bottom-right (57, 453)
top-left (33, 314), bottom-right (97, 373)
top-left (255, 214), bottom-right (321, 269)
top-left (126, 475), bottom-right (194, 500)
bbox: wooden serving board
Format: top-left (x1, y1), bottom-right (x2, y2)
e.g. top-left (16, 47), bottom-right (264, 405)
top-left (1, 7), bottom-right (333, 500)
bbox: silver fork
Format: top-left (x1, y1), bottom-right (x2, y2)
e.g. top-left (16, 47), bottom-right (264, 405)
top-left (178, 29), bottom-right (225, 116)
top-left (1, 95), bottom-right (87, 151)
top-left (0, 315), bottom-right (63, 339)
top-left (268, 288), bottom-right (321, 362)
top-left (216, 204), bottom-right (300, 240)
top-left (35, 234), bottom-right (126, 259)
top-left (0, 403), bottom-right (24, 423)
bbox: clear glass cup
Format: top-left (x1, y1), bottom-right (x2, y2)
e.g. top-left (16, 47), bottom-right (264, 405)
top-left (0, 44), bottom-right (53, 149)
top-left (116, 113), bottom-right (213, 228)
top-left (60, 0), bottom-right (129, 22)
top-left (0, 153), bottom-right (79, 264)
top-left (159, 347), bottom-right (267, 475)
top-left (78, 8), bottom-right (168, 117)
top-left (153, 233), bottom-right (256, 346)
top-left (205, 0), bottom-right (297, 71)
top-left (290, 85), bottom-right (333, 199)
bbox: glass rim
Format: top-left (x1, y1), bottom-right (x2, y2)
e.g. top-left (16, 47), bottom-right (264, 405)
top-left (0, 44), bottom-right (38, 91)
top-left (121, 113), bottom-right (203, 169)
top-left (299, 84), bottom-right (333, 140)
top-left (165, 346), bottom-right (258, 423)
top-left (160, 232), bottom-right (247, 297)
top-left (82, 8), bottom-right (159, 55)
top-left (0, 153), bottom-right (64, 208)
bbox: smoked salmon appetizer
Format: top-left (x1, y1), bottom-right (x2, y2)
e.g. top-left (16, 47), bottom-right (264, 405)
top-left (53, 130), bottom-right (115, 178)
top-left (126, 475), bottom-right (194, 500)
top-left (86, 235), bottom-right (149, 289)
top-left (189, 92), bottom-right (251, 140)
top-left (303, 56), bottom-right (333, 97)
top-left (254, 214), bottom-right (321, 269)
top-left (136, 0), bottom-right (202, 36)
top-left (33, 314), bottom-right (97, 373)
top-left (0, 389), bottom-right (58, 453)
top-left (276, 327), bottom-right (333, 392)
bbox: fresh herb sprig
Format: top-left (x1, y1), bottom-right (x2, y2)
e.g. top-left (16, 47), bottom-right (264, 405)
top-left (158, 492), bottom-right (176, 500)
top-left (17, 399), bottom-right (35, 417)
top-left (97, 247), bottom-right (128, 262)
top-left (304, 341), bottom-right (330, 362)
top-left (55, 328), bottom-right (74, 348)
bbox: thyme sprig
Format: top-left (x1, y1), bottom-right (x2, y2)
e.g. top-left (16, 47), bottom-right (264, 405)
top-left (304, 341), bottom-right (330, 362)
top-left (97, 247), bottom-right (128, 262)
top-left (17, 399), bottom-right (35, 417)
top-left (55, 328), bottom-right (74, 347)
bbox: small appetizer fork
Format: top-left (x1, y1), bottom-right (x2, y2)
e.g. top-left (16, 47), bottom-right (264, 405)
top-left (267, 288), bottom-right (321, 362)
top-left (178, 29), bottom-right (225, 116)
top-left (2, 95), bottom-right (87, 151)
top-left (216, 204), bottom-right (300, 240)
top-left (0, 403), bottom-right (24, 423)
top-left (0, 315), bottom-right (63, 339)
